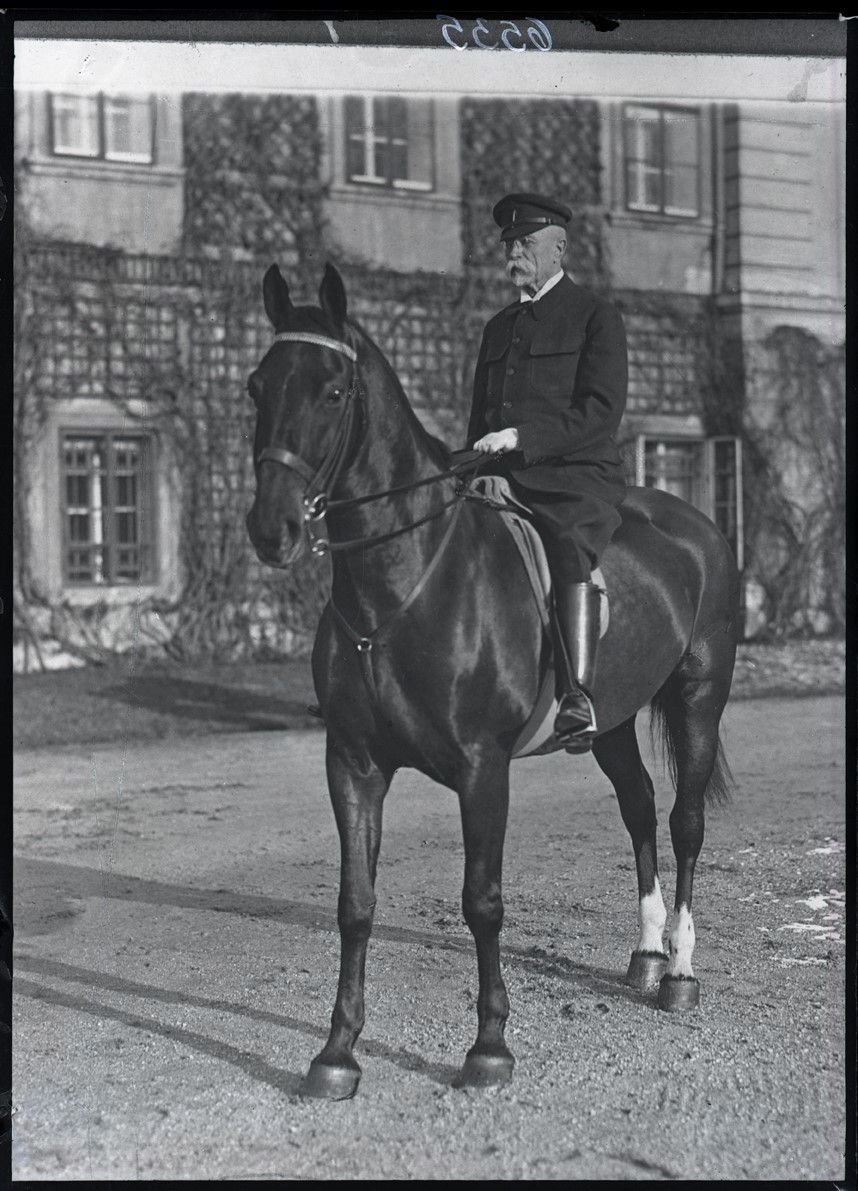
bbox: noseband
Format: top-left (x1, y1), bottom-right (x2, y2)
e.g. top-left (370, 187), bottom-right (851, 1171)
top-left (255, 330), bottom-right (479, 556)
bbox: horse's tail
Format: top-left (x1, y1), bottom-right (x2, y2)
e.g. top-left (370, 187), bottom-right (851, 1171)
top-left (649, 679), bottom-right (734, 807)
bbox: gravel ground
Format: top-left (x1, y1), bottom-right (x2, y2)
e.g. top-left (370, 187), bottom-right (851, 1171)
top-left (12, 694), bottom-right (845, 1180)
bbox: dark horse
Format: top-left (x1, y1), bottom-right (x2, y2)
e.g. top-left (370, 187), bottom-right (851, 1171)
top-left (246, 263), bottom-right (739, 1099)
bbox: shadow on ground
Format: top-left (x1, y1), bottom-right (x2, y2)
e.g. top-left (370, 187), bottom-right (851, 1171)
top-left (97, 676), bottom-right (315, 733)
top-left (17, 857), bottom-right (650, 1010)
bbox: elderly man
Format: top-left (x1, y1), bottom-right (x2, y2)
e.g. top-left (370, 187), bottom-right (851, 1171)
top-left (466, 192), bottom-right (628, 752)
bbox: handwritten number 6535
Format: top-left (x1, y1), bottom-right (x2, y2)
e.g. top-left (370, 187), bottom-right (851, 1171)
top-left (436, 16), bottom-right (553, 51)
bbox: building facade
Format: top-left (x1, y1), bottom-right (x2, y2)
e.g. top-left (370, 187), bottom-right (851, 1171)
top-left (13, 83), bottom-right (845, 668)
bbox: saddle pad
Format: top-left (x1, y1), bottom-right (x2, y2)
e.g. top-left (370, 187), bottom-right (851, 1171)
top-left (468, 475), bottom-right (609, 637)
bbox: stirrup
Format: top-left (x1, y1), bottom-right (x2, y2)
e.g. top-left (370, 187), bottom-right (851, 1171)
top-left (554, 688), bottom-right (597, 751)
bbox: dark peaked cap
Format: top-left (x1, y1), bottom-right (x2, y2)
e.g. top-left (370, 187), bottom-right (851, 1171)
top-left (493, 192), bottom-right (572, 242)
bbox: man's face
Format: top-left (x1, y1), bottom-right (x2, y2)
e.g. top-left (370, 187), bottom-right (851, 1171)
top-left (504, 225), bottom-right (565, 293)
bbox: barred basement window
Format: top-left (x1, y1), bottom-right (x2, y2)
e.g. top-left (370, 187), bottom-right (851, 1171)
top-left (635, 436), bottom-right (743, 568)
top-left (344, 96), bottom-right (434, 191)
top-left (49, 93), bottom-right (155, 164)
top-left (623, 105), bottom-right (699, 218)
top-left (61, 432), bottom-right (156, 584)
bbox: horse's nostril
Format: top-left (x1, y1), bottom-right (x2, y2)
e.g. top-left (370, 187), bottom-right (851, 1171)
top-left (286, 518), bottom-right (301, 540)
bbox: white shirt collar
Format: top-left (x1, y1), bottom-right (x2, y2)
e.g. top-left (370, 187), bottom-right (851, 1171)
top-left (519, 270), bottom-right (565, 304)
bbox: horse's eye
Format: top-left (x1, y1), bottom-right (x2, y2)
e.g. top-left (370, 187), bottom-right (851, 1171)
top-left (326, 388), bottom-right (344, 405)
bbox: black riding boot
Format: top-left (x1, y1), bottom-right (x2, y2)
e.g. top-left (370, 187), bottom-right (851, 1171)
top-left (553, 581), bottom-right (602, 754)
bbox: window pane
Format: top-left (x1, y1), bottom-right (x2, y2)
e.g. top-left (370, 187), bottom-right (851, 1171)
top-left (625, 106), bottom-right (660, 167)
top-left (643, 167), bottom-right (661, 209)
top-left (373, 137), bottom-right (391, 183)
top-left (386, 97), bottom-right (407, 140)
top-left (664, 111), bottom-right (698, 166)
top-left (116, 473), bottom-right (137, 508)
top-left (644, 440), bottom-right (704, 507)
top-left (104, 96), bottom-right (153, 162)
top-left (372, 97), bottom-right (391, 141)
top-left (346, 134), bottom-right (365, 180)
top-left (52, 94), bottom-right (99, 157)
top-left (389, 140), bottom-right (408, 185)
top-left (398, 98), bottom-right (434, 190)
top-left (664, 165), bottom-right (698, 215)
top-left (116, 511), bottom-right (138, 546)
top-left (69, 512), bottom-right (90, 543)
top-left (344, 96), bottom-right (364, 138)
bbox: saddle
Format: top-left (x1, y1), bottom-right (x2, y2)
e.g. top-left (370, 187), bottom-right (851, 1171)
top-left (467, 475), bottom-right (609, 759)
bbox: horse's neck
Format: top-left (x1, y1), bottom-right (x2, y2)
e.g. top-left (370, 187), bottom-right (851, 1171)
top-left (328, 343), bottom-right (457, 627)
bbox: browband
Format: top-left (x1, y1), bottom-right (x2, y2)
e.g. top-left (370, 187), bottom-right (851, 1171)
top-left (274, 331), bottom-right (358, 362)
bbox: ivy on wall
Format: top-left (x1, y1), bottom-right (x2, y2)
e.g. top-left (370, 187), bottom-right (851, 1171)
top-left (182, 93), bottom-right (326, 265)
top-left (741, 327), bottom-right (845, 637)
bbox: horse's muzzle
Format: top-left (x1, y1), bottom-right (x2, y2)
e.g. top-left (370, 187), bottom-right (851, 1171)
top-left (246, 508), bottom-right (307, 568)
top-left (252, 537), bottom-right (307, 568)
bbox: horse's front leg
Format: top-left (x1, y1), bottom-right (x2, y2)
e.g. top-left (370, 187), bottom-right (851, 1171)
top-left (301, 741), bottom-right (392, 1100)
top-left (454, 754), bottom-right (515, 1088)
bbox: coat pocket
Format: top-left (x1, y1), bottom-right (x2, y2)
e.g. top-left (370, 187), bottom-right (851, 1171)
top-left (528, 327), bottom-right (585, 396)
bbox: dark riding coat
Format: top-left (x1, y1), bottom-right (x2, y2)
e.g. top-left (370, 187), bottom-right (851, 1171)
top-left (466, 273), bottom-right (629, 576)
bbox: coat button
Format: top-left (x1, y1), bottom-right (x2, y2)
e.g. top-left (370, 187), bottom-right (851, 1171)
top-left (503, 401), bottom-right (512, 409)
top-left (512, 336), bottom-right (521, 345)
top-left (507, 367), bottom-right (515, 375)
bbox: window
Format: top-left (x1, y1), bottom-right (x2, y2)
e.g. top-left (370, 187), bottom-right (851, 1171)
top-left (624, 105), bottom-right (699, 217)
top-left (61, 432), bottom-right (156, 584)
top-left (50, 93), bottom-right (155, 164)
top-left (636, 436), bottom-right (743, 567)
top-left (344, 96), bottom-right (434, 190)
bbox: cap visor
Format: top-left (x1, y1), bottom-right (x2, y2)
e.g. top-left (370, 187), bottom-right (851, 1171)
top-left (500, 220), bottom-right (554, 242)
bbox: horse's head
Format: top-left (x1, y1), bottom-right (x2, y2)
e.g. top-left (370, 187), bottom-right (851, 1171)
top-left (246, 262), bottom-right (358, 567)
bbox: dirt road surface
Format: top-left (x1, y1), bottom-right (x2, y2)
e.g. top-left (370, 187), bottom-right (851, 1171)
top-left (13, 696), bottom-right (845, 1180)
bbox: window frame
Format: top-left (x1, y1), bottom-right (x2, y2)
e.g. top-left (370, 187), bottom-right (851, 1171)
top-left (48, 92), bottom-right (157, 165)
top-left (623, 103), bottom-right (701, 220)
top-left (59, 427), bottom-right (159, 588)
top-left (344, 95), bottom-right (435, 193)
top-left (634, 433), bottom-right (743, 569)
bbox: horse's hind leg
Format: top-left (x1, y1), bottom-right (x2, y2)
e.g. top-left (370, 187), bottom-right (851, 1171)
top-left (453, 755), bottom-right (515, 1089)
top-left (657, 651), bottom-right (733, 1011)
top-left (592, 716), bottom-right (668, 990)
top-left (301, 742), bottom-right (391, 1100)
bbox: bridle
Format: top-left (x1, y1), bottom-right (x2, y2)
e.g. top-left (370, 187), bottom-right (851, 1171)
top-left (255, 330), bottom-right (480, 557)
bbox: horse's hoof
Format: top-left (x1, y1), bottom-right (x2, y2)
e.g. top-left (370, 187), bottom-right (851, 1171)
top-left (453, 1049), bottom-right (515, 1089)
top-left (299, 1058), bottom-right (361, 1100)
top-left (657, 974), bottom-right (700, 1011)
top-left (626, 950), bottom-right (668, 991)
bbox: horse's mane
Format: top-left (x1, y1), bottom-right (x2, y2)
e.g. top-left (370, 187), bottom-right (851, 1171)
top-left (297, 304), bottom-right (453, 471)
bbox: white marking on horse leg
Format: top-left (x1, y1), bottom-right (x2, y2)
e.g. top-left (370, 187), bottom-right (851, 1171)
top-left (666, 904), bottom-right (696, 977)
top-left (637, 878), bottom-right (667, 953)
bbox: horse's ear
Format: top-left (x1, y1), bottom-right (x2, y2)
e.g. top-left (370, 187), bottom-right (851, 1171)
top-left (319, 263), bottom-right (348, 329)
top-left (263, 264), bottom-right (293, 329)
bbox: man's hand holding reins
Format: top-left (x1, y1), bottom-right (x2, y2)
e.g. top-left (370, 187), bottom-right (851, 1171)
top-left (473, 429), bottom-right (519, 454)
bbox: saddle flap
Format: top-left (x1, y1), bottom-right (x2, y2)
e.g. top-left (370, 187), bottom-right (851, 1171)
top-left (468, 475), bottom-right (609, 638)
